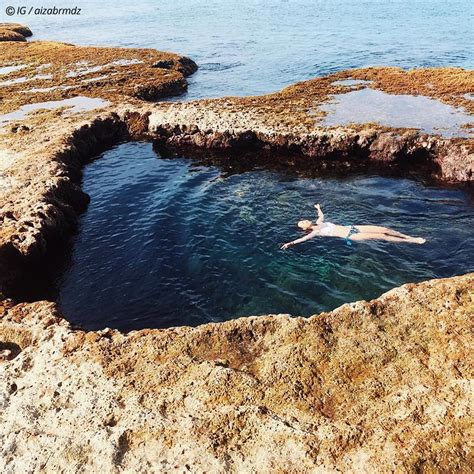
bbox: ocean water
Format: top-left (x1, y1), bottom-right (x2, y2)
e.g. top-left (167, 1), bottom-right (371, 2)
top-left (8, 0), bottom-right (474, 98)
top-left (56, 142), bottom-right (474, 331)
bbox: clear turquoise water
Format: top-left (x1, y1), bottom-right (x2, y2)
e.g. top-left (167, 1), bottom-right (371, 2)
top-left (57, 142), bottom-right (474, 331)
top-left (12, 0), bottom-right (474, 98)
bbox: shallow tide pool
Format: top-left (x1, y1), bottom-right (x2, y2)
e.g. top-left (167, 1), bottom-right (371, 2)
top-left (56, 142), bottom-right (474, 331)
top-left (318, 88), bottom-right (473, 138)
top-left (0, 96), bottom-right (110, 124)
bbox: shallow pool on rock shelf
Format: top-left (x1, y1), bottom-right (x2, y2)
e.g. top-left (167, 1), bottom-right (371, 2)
top-left (57, 142), bottom-right (474, 331)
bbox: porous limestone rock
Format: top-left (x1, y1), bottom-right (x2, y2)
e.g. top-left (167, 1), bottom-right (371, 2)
top-left (0, 274), bottom-right (473, 472)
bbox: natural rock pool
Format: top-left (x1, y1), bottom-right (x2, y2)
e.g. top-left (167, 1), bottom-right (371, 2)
top-left (318, 88), bottom-right (473, 138)
top-left (56, 142), bottom-right (474, 331)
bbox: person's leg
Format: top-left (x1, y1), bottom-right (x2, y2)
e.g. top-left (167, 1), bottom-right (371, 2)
top-left (356, 225), bottom-right (424, 242)
top-left (356, 225), bottom-right (391, 233)
top-left (382, 228), bottom-right (420, 239)
top-left (350, 232), bottom-right (425, 244)
top-left (380, 235), bottom-right (426, 244)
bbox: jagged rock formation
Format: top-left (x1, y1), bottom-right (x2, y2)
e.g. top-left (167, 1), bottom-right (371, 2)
top-left (138, 66), bottom-right (473, 182)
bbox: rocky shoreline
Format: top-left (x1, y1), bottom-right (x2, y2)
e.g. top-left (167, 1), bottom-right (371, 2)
top-left (0, 23), bottom-right (32, 42)
top-left (0, 25), bottom-right (473, 471)
top-left (1, 274), bottom-right (473, 471)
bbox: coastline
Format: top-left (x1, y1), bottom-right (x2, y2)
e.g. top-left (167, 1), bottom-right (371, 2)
top-left (0, 25), bottom-right (473, 471)
top-left (1, 273), bottom-right (473, 471)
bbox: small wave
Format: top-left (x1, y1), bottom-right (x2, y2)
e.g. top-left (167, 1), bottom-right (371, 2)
top-left (201, 62), bottom-right (243, 72)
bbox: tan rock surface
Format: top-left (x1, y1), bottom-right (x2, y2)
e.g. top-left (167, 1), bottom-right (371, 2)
top-left (141, 67), bottom-right (473, 183)
top-left (0, 40), bottom-right (197, 115)
top-left (1, 274), bottom-right (473, 472)
top-left (0, 23), bottom-right (32, 42)
top-left (0, 30), bottom-right (26, 42)
top-left (0, 23), bottom-right (32, 37)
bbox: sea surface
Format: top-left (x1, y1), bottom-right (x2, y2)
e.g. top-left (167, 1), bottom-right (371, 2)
top-left (7, 0), bottom-right (472, 329)
top-left (8, 0), bottom-right (474, 98)
top-left (57, 143), bottom-right (474, 331)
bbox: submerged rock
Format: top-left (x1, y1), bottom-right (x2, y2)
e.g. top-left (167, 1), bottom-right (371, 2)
top-left (0, 274), bottom-right (472, 471)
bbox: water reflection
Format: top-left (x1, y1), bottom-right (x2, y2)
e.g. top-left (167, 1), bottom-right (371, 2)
top-left (318, 88), bottom-right (472, 137)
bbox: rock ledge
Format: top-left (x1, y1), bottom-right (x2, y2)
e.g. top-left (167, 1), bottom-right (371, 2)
top-left (1, 273), bottom-right (473, 471)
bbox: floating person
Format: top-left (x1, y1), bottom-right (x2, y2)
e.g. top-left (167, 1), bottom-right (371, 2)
top-left (281, 204), bottom-right (426, 249)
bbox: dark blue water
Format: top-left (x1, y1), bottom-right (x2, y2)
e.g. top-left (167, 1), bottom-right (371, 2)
top-left (57, 142), bottom-right (474, 330)
top-left (12, 0), bottom-right (474, 98)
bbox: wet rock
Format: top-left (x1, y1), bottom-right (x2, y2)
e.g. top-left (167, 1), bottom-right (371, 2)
top-left (152, 59), bottom-right (174, 69)
top-left (0, 23), bottom-right (32, 42)
top-left (143, 67), bottom-right (473, 183)
top-left (0, 29), bottom-right (26, 42)
top-left (10, 124), bottom-right (30, 133)
top-left (0, 23), bottom-right (33, 37)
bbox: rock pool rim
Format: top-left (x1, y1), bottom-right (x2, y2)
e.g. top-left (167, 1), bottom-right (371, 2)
top-left (0, 29), bottom-right (473, 332)
top-left (2, 125), bottom-right (473, 330)
top-left (1, 96), bottom-right (473, 326)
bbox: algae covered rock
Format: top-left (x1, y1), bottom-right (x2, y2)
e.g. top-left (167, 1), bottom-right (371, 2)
top-left (0, 23), bottom-right (32, 42)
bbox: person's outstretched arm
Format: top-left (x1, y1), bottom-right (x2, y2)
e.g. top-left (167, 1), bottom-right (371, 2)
top-left (281, 231), bottom-right (318, 250)
top-left (315, 203), bottom-right (324, 224)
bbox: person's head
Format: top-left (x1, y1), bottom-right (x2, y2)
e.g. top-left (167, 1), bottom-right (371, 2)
top-left (297, 219), bottom-right (313, 232)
